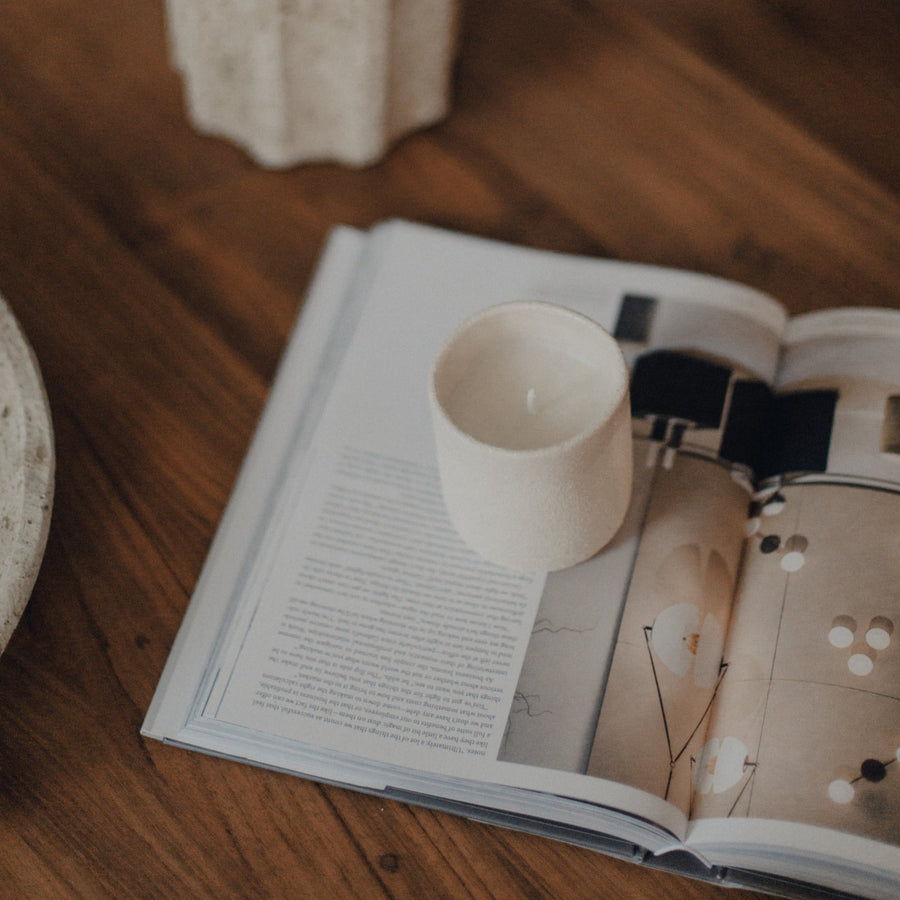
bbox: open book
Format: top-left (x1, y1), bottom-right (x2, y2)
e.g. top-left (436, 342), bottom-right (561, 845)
top-left (143, 221), bottom-right (900, 900)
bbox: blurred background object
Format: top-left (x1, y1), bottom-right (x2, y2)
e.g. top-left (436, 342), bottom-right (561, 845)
top-left (165, 0), bottom-right (459, 167)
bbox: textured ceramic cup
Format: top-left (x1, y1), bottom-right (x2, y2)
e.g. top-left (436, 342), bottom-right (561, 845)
top-left (429, 301), bottom-right (632, 571)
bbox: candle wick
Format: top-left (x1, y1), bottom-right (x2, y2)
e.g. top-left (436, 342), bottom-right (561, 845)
top-left (526, 388), bottom-right (537, 414)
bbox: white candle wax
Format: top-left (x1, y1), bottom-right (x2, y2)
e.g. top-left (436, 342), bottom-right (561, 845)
top-left (442, 337), bottom-right (610, 451)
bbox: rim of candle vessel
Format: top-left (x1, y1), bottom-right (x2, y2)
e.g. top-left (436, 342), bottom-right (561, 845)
top-left (430, 300), bottom-right (630, 456)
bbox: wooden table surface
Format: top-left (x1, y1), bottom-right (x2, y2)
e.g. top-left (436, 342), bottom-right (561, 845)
top-left (1, 1), bottom-right (898, 897)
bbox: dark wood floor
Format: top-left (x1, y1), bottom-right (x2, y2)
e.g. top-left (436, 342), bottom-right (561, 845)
top-left (0, 1), bottom-right (897, 897)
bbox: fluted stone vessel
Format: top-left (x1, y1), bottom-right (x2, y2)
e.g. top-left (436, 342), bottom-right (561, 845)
top-left (166, 0), bottom-right (459, 168)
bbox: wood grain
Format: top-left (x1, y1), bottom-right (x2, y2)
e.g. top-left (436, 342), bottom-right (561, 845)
top-left (0, 1), bottom-right (897, 897)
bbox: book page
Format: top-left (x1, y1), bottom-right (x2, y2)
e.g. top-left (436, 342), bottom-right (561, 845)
top-left (687, 309), bottom-right (900, 871)
top-left (517, 354), bottom-right (774, 817)
top-left (159, 221), bottom-right (786, 832)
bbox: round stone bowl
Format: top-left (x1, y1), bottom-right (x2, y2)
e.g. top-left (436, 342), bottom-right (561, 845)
top-left (0, 294), bottom-right (54, 657)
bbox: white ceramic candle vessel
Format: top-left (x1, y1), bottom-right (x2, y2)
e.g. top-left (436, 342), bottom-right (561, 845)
top-left (430, 301), bottom-right (633, 572)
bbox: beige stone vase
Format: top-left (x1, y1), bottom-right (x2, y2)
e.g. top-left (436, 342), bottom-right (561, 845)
top-left (165, 0), bottom-right (460, 168)
top-left (0, 295), bottom-right (54, 657)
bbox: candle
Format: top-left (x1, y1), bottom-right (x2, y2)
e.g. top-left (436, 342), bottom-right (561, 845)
top-left (430, 301), bottom-right (633, 571)
top-left (441, 336), bottom-right (616, 451)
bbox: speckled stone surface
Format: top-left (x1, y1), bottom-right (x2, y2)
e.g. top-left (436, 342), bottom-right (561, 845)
top-left (0, 295), bottom-right (54, 657)
top-left (165, 0), bottom-right (459, 168)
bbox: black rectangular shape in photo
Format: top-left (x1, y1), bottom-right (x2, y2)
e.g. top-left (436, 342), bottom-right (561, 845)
top-left (630, 350), bottom-right (732, 428)
top-left (719, 379), bottom-right (772, 471)
top-left (614, 293), bottom-right (657, 343)
top-left (883, 396), bottom-right (900, 455)
top-left (758, 389), bottom-right (839, 479)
